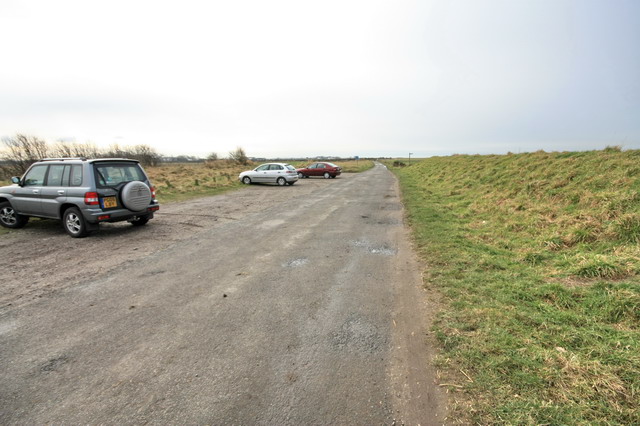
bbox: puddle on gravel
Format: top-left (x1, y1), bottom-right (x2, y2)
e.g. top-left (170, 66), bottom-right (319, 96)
top-left (330, 315), bottom-right (384, 353)
top-left (351, 240), bottom-right (397, 256)
top-left (282, 258), bottom-right (310, 268)
top-left (380, 203), bottom-right (402, 211)
top-left (0, 320), bottom-right (18, 336)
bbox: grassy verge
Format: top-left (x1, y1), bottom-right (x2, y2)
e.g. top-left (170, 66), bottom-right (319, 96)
top-left (339, 159), bottom-right (375, 173)
top-left (386, 149), bottom-right (639, 424)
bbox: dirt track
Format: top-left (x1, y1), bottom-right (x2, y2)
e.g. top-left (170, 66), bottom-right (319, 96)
top-left (0, 164), bottom-right (444, 424)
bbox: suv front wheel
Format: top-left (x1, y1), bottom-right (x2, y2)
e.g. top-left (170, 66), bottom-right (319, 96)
top-left (0, 201), bottom-right (29, 229)
top-left (63, 207), bottom-right (90, 238)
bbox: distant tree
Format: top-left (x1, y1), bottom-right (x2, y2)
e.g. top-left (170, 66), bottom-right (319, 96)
top-left (0, 134), bottom-right (50, 177)
top-left (101, 143), bottom-right (161, 166)
top-left (207, 152), bottom-right (219, 161)
top-left (53, 140), bottom-right (101, 159)
top-left (228, 147), bottom-right (249, 165)
top-left (104, 143), bottom-right (128, 159)
top-left (131, 144), bottom-right (161, 167)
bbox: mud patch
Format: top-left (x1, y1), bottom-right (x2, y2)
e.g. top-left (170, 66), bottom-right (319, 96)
top-left (380, 203), bottom-right (402, 211)
top-left (137, 270), bottom-right (167, 278)
top-left (41, 355), bottom-right (70, 372)
top-left (376, 218), bottom-right (401, 225)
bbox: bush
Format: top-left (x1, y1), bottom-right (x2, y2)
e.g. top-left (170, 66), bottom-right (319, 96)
top-left (0, 134), bottom-right (50, 177)
top-left (0, 135), bottom-right (162, 177)
top-left (228, 147), bottom-right (249, 165)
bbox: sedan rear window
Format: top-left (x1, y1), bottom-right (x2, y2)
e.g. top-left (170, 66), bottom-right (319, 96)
top-left (94, 163), bottom-right (146, 187)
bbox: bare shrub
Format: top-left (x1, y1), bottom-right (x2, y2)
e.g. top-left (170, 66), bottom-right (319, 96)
top-left (130, 144), bottom-right (161, 167)
top-left (0, 134), bottom-right (161, 178)
top-left (53, 141), bottom-right (101, 159)
top-left (228, 147), bottom-right (249, 165)
top-left (0, 134), bottom-right (51, 177)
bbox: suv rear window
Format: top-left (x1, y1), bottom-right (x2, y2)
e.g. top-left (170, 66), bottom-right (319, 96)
top-left (94, 163), bottom-right (146, 187)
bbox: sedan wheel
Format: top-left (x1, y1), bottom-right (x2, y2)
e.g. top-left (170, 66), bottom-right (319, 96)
top-left (323, 172), bottom-right (330, 179)
top-left (242, 176), bottom-right (252, 185)
top-left (277, 177), bottom-right (287, 186)
top-left (298, 172), bottom-right (304, 178)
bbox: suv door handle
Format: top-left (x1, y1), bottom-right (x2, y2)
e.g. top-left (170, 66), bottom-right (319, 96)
top-left (58, 190), bottom-right (65, 195)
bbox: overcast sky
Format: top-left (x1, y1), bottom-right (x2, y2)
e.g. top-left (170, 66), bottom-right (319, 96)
top-left (1, 0), bottom-right (638, 158)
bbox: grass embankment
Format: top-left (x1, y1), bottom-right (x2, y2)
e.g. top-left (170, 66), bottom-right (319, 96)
top-left (145, 161), bottom-right (246, 203)
top-left (387, 149), bottom-right (639, 424)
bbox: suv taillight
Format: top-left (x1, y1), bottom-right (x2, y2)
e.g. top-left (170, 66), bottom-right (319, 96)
top-left (84, 192), bottom-right (99, 205)
top-left (150, 186), bottom-right (156, 198)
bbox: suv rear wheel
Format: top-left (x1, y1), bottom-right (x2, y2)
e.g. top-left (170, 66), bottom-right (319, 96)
top-left (63, 207), bottom-right (90, 238)
top-left (130, 216), bottom-right (150, 227)
top-left (0, 201), bottom-right (29, 229)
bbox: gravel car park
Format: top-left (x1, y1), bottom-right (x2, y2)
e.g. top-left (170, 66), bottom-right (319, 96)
top-left (0, 158), bottom-right (159, 237)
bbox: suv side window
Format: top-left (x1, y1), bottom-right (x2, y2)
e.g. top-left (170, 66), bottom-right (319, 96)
top-left (23, 165), bottom-right (48, 186)
top-left (70, 165), bottom-right (83, 186)
top-left (46, 165), bottom-right (66, 186)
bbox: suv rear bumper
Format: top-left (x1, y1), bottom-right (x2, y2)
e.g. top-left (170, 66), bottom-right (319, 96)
top-left (82, 205), bottom-right (159, 224)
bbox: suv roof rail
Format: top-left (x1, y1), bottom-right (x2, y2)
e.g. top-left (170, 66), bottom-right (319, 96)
top-left (39, 157), bottom-right (88, 162)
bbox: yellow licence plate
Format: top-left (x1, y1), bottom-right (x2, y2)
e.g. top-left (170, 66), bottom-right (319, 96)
top-left (103, 196), bottom-right (117, 209)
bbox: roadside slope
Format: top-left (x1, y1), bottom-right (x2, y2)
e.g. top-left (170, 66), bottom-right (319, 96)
top-left (388, 149), bottom-right (640, 424)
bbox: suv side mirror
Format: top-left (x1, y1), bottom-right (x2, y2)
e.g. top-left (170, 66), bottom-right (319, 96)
top-left (11, 176), bottom-right (21, 185)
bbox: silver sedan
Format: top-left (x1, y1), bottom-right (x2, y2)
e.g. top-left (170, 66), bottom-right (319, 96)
top-left (239, 163), bottom-right (299, 186)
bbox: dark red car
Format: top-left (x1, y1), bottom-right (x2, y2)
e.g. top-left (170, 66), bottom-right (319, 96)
top-left (296, 162), bottom-right (342, 179)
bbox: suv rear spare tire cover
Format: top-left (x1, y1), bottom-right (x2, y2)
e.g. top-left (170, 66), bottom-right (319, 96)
top-left (120, 181), bottom-right (152, 211)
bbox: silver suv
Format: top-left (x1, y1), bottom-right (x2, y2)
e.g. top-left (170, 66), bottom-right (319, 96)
top-left (0, 158), bottom-right (160, 237)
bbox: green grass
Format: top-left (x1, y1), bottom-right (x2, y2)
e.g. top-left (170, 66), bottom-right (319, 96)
top-left (146, 162), bottom-right (247, 203)
top-left (339, 159), bottom-right (375, 173)
top-left (386, 149), bottom-right (640, 424)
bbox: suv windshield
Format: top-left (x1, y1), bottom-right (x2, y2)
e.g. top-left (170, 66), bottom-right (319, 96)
top-left (94, 162), bottom-right (146, 187)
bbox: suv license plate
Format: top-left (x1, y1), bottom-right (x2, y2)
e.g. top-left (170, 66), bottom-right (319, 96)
top-left (102, 196), bottom-right (117, 209)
